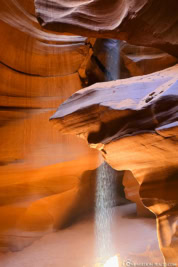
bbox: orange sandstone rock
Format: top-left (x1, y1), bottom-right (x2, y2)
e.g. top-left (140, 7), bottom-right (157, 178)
top-left (50, 65), bottom-right (178, 263)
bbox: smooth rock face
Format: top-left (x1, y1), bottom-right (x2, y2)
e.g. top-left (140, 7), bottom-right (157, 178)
top-left (0, 0), bottom-right (102, 252)
top-left (120, 43), bottom-right (178, 77)
top-left (35, 0), bottom-right (178, 57)
top-left (123, 171), bottom-right (152, 217)
top-left (50, 65), bottom-right (178, 263)
top-left (0, 0), bottom-right (130, 253)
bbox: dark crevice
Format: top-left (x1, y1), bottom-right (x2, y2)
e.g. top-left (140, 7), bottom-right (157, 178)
top-left (91, 54), bottom-right (113, 81)
top-left (0, 60), bottom-right (78, 78)
top-left (87, 96), bottom-right (178, 144)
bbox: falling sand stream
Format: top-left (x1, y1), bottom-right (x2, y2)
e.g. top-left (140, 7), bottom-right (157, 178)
top-left (95, 162), bottom-right (119, 266)
top-left (94, 39), bottom-right (120, 267)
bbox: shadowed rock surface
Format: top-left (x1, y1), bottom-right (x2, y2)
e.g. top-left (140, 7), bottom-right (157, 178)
top-left (50, 65), bottom-right (178, 263)
top-left (35, 0), bottom-right (178, 57)
top-left (83, 39), bottom-right (178, 85)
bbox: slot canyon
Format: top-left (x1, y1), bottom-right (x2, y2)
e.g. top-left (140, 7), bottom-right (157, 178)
top-left (0, 0), bottom-right (177, 266)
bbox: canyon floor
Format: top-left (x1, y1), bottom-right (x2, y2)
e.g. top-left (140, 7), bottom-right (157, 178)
top-left (0, 203), bottom-right (163, 267)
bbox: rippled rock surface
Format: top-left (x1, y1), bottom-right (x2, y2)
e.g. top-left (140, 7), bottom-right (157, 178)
top-left (35, 0), bottom-right (178, 57)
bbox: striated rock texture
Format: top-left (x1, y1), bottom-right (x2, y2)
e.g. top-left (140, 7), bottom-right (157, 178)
top-left (120, 43), bottom-right (178, 77)
top-left (35, 0), bottom-right (178, 57)
top-left (50, 65), bottom-right (178, 263)
top-left (0, 0), bottom-right (103, 252)
top-left (0, 0), bottom-right (89, 76)
top-left (0, 0), bottom-right (130, 253)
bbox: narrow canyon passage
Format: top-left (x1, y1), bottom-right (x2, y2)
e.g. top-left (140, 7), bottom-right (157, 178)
top-left (0, 0), bottom-right (178, 266)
